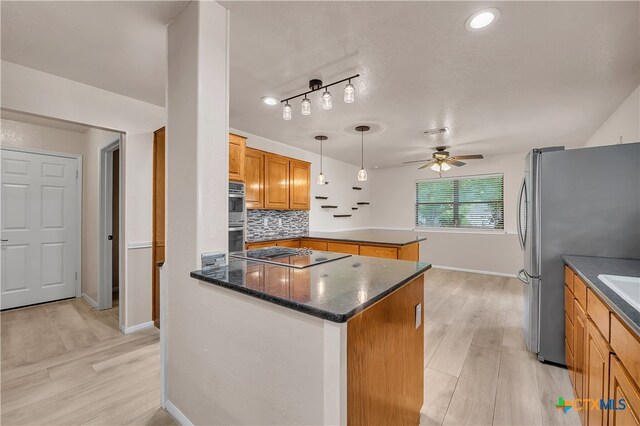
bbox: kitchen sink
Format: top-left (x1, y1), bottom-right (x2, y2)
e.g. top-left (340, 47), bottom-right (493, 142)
top-left (598, 274), bottom-right (640, 313)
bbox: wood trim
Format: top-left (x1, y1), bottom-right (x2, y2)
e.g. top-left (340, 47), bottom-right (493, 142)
top-left (347, 275), bottom-right (424, 425)
top-left (152, 127), bottom-right (165, 328)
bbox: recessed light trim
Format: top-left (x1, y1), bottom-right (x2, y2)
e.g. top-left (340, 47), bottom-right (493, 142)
top-left (261, 96), bottom-right (279, 106)
top-left (465, 8), bottom-right (500, 31)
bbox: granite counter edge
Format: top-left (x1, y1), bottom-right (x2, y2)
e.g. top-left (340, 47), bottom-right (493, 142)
top-left (562, 255), bottom-right (640, 337)
top-left (190, 263), bottom-right (431, 323)
top-left (246, 235), bottom-right (427, 247)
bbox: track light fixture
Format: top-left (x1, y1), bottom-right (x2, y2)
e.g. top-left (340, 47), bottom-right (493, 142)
top-left (274, 74), bottom-right (360, 120)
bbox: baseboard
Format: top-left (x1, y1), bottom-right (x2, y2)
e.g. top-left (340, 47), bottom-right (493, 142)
top-left (431, 264), bottom-right (517, 278)
top-left (166, 400), bottom-right (193, 426)
top-left (123, 321), bottom-right (155, 335)
top-left (81, 293), bottom-right (98, 308)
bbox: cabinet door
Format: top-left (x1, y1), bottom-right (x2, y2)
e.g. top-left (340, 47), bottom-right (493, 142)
top-left (275, 239), bottom-right (300, 248)
top-left (360, 245), bottom-right (398, 259)
top-left (609, 355), bottom-right (640, 426)
top-left (229, 133), bottom-right (246, 182)
top-left (585, 319), bottom-right (611, 426)
top-left (264, 154), bottom-right (290, 209)
top-left (289, 159), bottom-right (310, 210)
top-left (244, 148), bottom-right (264, 209)
top-left (327, 242), bottom-right (360, 255)
top-left (574, 299), bottom-right (588, 425)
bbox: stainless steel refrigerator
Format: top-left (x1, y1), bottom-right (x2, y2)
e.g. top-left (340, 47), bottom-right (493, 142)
top-left (517, 142), bottom-right (640, 364)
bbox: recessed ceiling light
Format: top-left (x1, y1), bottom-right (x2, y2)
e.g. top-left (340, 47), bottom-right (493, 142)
top-left (465, 8), bottom-right (500, 31)
top-left (261, 96), bottom-right (279, 106)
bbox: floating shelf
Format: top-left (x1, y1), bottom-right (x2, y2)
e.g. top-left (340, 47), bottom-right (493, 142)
top-left (357, 202), bottom-right (370, 205)
top-left (352, 207), bottom-right (358, 210)
top-left (333, 214), bottom-right (352, 218)
top-left (315, 196), bottom-right (328, 200)
top-left (352, 187), bottom-right (362, 190)
top-left (321, 205), bottom-right (338, 209)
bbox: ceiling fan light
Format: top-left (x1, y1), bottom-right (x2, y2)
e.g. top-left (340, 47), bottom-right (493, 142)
top-left (344, 82), bottom-right (355, 103)
top-left (441, 163), bottom-right (451, 171)
top-left (322, 90), bottom-right (332, 110)
top-left (357, 168), bottom-right (368, 182)
top-left (283, 103), bottom-right (292, 120)
top-left (430, 163), bottom-right (441, 172)
top-left (301, 97), bottom-right (311, 115)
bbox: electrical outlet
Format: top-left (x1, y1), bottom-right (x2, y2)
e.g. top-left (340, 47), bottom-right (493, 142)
top-left (263, 218), bottom-right (268, 227)
top-left (415, 303), bottom-right (422, 329)
top-left (278, 219), bottom-right (283, 227)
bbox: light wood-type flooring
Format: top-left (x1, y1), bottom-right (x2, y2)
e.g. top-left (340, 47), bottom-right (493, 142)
top-left (1, 297), bottom-right (175, 425)
top-left (421, 268), bottom-right (580, 426)
top-left (1, 269), bottom-right (579, 425)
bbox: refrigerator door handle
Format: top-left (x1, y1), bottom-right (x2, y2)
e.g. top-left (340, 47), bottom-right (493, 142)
top-left (517, 269), bottom-right (529, 284)
top-left (516, 177), bottom-right (527, 250)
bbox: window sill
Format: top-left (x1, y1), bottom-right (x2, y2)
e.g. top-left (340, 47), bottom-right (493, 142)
top-left (413, 227), bottom-right (515, 235)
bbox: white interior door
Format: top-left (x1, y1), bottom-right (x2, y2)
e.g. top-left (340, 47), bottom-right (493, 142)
top-left (1, 149), bottom-right (79, 309)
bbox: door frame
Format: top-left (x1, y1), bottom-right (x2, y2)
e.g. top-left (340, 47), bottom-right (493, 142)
top-left (0, 146), bottom-right (83, 300)
top-left (98, 138), bottom-right (123, 318)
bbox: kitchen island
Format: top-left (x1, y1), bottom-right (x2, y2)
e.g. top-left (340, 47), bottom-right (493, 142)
top-left (190, 251), bottom-right (430, 425)
top-left (246, 228), bottom-right (427, 261)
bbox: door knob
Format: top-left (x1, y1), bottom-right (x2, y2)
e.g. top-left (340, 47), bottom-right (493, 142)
top-left (108, 235), bottom-right (113, 240)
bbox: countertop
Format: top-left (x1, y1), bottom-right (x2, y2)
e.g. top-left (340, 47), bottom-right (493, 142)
top-left (563, 255), bottom-right (640, 336)
top-left (246, 229), bottom-right (427, 246)
top-left (191, 254), bottom-right (431, 323)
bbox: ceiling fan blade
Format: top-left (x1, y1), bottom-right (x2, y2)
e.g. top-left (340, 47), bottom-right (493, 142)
top-left (451, 154), bottom-right (484, 160)
top-left (418, 161), bottom-right (436, 170)
top-left (447, 160), bottom-right (466, 167)
top-left (403, 158), bottom-right (432, 164)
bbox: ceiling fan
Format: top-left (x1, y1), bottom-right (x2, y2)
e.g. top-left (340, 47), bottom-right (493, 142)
top-left (403, 146), bottom-right (484, 174)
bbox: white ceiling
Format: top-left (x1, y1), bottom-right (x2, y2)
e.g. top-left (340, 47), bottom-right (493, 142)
top-left (1, 1), bottom-right (188, 107)
top-left (225, 1), bottom-right (639, 168)
top-left (1, 2), bottom-right (638, 168)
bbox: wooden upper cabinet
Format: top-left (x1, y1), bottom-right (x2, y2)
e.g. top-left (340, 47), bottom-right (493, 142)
top-left (289, 159), bottom-right (311, 210)
top-left (229, 133), bottom-right (246, 182)
top-left (244, 148), bottom-right (264, 209)
top-left (264, 153), bottom-right (290, 209)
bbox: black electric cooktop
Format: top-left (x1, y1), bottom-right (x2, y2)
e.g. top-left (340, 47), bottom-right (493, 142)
top-left (230, 247), bottom-right (351, 269)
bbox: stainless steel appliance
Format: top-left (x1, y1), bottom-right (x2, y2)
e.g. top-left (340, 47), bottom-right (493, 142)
top-left (229, 182), bottom-right (245, 253)
top-left (230, 247), bottom-right (351, 269)
top-left (517, 143), bottom-right (640, 364)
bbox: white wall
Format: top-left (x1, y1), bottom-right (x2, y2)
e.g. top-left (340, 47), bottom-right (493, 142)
top-left (0, 119), bottom-right (86, 155)
top-left (1, 60), bottom-right (164, 328)
top-left (230, 128), bottom-right (371, 232)
top-left (368, 152), bottom-right (526, 275)
top-left (585, 85), bottom-right (639, 147)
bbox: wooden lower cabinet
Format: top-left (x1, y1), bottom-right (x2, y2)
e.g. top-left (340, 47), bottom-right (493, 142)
top-left (327, 242), bottom-right (360, 255)
top-left (585, 319), bottom-right (611, 426)
top-left (574, 299), bottom-right (588, 425)
top-left (360, 245), bottom-right (397, 259)
top-left (275, 239), bottom-right (300, 248)
top-left (609, 355), bottom-right (640, 426)
top-left (300, 239), bottom-right (327, 251)
top-left (347, 275), bottom-right (424, 425)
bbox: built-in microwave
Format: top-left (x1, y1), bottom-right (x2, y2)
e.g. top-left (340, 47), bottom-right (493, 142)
top-left (229, 182), bottom-right (245, 253)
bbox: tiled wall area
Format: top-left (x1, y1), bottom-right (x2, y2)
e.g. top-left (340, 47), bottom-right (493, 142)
top-left (246, 210), bottom-right (309, 242)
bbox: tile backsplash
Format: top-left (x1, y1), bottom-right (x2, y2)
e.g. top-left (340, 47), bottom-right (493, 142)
top-left (246, 210), bottom-right (309, 242)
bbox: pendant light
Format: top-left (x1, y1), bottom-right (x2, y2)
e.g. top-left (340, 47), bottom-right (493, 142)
top-left (344, 80), bottom-right (355, 103)
top-left (355, 125), bottom-right (370, 181)
top-left (301, 96), bottom-right (311, 115)
top-left (315, 135), bottom-right (328, 185)
top-left (283, 102), bottom-right (292, 120)
top-left (322, 89), bottom-right (332, 110)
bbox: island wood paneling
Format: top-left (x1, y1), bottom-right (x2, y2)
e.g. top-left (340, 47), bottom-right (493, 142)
top-left (398, 243), bottom-right (419, 262)
top-left (152, 127), bottom-right (165, 328)
top-left (327, 242), bottom-right (359, 255)
top-left (359, 245), bottom-right (398, 259)
top-left (300, 239), bottom-right (327, 251)
top-left (347, 275), bottom-right (424, 426)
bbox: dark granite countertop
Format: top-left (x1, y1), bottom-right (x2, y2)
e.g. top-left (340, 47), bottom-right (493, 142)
top-left (246, 229), bottom-right (427, 246)
top-left (563, 255), bottom-right (640, 336)
top-left (191, 255), bottom-right (431, 323)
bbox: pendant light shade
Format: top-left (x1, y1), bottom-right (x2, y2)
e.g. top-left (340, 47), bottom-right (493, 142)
top-left (441, 163), bottom-right (451, 171)
top-left (301, 97), bottom-right (311, 115)
top-left (430, 163), bottom-right (441, 172)
top-left (283, 102), bottom-right (292, 120)
top-left (355, 125), bottom-right (370, 182)
top-left (344, 81), bottom-right (355, 103)
top-left (315, 135), bottom-right (328, 185)
top-left (322, 90), bottom-right (332, 110)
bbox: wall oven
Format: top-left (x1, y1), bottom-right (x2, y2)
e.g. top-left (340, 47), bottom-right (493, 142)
top-left (229, 182), bottom-right (245, 253)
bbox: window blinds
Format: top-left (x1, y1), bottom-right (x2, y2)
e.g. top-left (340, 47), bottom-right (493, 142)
top-left (415, 174), bottom-right (504, 230)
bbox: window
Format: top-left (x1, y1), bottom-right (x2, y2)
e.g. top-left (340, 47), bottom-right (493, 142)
top-left (415, 174), bottom-right (504, 230)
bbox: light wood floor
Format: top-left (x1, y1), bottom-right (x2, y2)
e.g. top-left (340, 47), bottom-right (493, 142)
top-left (1, 297), bottom-right (175, 425)
top-left (421, 268), bottom-right (580, 426)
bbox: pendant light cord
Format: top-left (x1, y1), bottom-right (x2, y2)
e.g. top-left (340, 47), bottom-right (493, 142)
top-left (320, 140), bottom-right (323, 173)
top-left (360, 129), bottom-right (364, 168)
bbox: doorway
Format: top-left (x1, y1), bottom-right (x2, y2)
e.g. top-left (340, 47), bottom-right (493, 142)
top-left (152, 127), bottom-right (165, 327)
top-left (0, 148), bottom-right (81, 309)
top-left (98, 139), bottom-right (122, 318)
